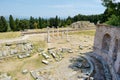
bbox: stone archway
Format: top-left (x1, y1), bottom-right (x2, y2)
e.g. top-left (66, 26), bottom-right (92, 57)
top-left (113, 39), bottom-right (118, 62)
top-left (102, 34), bottom-right (111, 53)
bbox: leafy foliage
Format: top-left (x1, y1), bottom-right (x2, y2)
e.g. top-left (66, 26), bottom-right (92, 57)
top-left (102, 0), bottom-right (120, 26)
top-left (9, 15), bottom-right (16, 31)
top-left (106, 15), bottom-right (120, 26)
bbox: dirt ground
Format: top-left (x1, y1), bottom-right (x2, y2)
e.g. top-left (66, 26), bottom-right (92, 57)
top-left (0, 29), bottom-right (95, 80)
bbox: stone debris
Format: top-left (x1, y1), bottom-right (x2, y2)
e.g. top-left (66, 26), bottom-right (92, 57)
top-left (48, 50), bottom-right (57, 58)
top-left (77, 73), bottom-right (89, 80)
top-left (0, 73), bottom-right (12, 80)
top-left (26, 43), bottom-right (33, 50)
top-left (48, 47), bottom-right (56, 50)
top-left (68, 49), bottom-right (73, 53)
top-left (2, 51), bottom-right (7, 56)
top-left (71, 21), bottom-right (95, 29)
top-left (79, 45), bottom-right (83, 50)
top-left (75, 62), bottom-right (83, 68)
top-left (0, 51), bottom-right (2, 57)
top-left (42, 60), bottom-right (49, 65)
top-left (10, 49), bottom-right (17, 55)
top-left (42, 52), bottom-right (50, 59)
top-left (38, 48), bottom-right (44, 52)
top-left (61, 48), bottom-right (68, 53)
top-left (5, 42), bottom-right (13, 46)
top-left (51, 52), bottom-right (56, 58)
top-left (0, 41), bottom-right (33, 59)
top-left (22, 69), bottom-right (28, 74)
top-left (18, 53), bottom-right (30, 59)
top-left (90, 77), bottom-right (94, 80)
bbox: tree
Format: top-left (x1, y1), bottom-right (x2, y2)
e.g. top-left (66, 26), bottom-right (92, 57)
top-left (55, 15), bottom-right (58, 27)
top-left (9, 15), bottom-right (16, 31)
top-left (29, 16), bottom-right (35, 29)
top-left (38, 17), bottom-right (42, 29)
top-left (106, 15), bottom-right (120, 26)
top-left (0, 16), bottom-right (8, 32)
top-left (102, 0), bottom-right (120, 26)
top-left (15, 18), bottom-right (20, 31)
top-left (66, 16), bottom-right (72, 25)
top-left (19, 19), bottom-right (29, 30)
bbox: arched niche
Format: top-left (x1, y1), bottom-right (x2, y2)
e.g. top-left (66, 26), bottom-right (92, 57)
top-left (102, 34), bottom-right (111, 53)
top-left (113, 39), bottom-right (118, 62)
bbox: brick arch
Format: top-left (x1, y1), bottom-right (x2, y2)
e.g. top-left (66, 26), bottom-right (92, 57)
top-left (102, 33), bottom-right (111, 53)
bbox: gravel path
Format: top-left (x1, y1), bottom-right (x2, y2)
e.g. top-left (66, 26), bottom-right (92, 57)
top-left (0, 33), bottom-right (45, 44)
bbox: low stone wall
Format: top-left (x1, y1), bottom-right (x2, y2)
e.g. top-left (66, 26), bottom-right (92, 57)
top-left (94, 24), bottom-right (120, 80)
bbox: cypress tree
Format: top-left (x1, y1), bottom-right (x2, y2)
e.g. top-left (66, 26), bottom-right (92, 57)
top-left (0, 16), bottom-right (8, 32)
top-left (39, 17), bottom-right (42, 29)
top-left (29, 16), bottom-right (35, 29)
top-left (9, 15), bottom-right (16, 31)
top-left (15, 18), bottom-right (20, 31)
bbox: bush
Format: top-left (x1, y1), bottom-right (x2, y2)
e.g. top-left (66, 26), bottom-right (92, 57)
top-left (106, 15), bottom-right (120, 26)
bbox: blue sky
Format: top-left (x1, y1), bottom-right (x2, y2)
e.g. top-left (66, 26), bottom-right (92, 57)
top-left (0, 0), bottom-right (106, 18)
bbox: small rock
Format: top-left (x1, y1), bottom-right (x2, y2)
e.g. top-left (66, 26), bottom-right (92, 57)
top-left (42, 52), bottom-right (50, 59)
top-left (22, 69), bottom-right (28, 74)
top-left (79, 45), bottom-right (83, 50)
top-left (42, 60), bottom-right (49, 65)
top-left (38, 48), bottom-right (44, 52)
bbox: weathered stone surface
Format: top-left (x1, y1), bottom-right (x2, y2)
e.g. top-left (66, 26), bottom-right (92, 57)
top-left (94, 24), bottom-right (119, 80)
top-left (42, 60), bottom-right (49, 65)
top-left (71, 21), bottom-right (95, 29)
top-left (10, 49), bottom-right (17, 55)
top-left (18, 53), bottom-right (30, 59)
top-left (5, 42), bottom-right (13, 46)
top-left (38, 48), bottom-right (44, 52)
top-left (42, 52), bottom-right (50, 59)
top-left (2, 51), bottom-right (7, 56)
top-left (0, 51), bottom-right (2, 57)
top-left (51, 52), bottom-right (56, 58)
top-left (68, 49), bottom-right (73, 53)
top-left (79, 45), bottom-right (83, 50)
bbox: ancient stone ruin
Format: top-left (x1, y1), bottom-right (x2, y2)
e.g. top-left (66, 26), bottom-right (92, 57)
top-left (94, 24), bottom-right (120, 80)
top-left (71, 21), bottom-right (96, 29)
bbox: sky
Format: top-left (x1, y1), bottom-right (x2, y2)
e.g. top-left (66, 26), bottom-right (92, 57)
top-left (0, 0), bottom-right (106, 18)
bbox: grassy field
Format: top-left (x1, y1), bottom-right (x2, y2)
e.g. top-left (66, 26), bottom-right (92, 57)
top-left (0, 28), bottom-right (96, 39)
top-left (69, 30), bottom-right (96, 36)
top-left (0, 32), bottom-right (21, 39)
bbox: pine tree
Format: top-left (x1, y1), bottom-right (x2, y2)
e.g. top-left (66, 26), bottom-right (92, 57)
top-left (9, 15), bottom-right (16, 31)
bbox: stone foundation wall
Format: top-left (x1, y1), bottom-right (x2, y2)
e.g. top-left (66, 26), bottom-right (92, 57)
top-left (94, 24), bottom-right (120, 80)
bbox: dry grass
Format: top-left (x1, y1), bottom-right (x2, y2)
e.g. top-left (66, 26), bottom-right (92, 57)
top-left (0, 54), bottom-right (45, 80)
top-left (69, 30), bottom-right (96, 36)
top-left (0, 32), bottom-right (21, 39)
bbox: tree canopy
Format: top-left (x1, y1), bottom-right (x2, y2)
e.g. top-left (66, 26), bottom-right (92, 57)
top-left (102, 0), bottom-right (120, 26)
